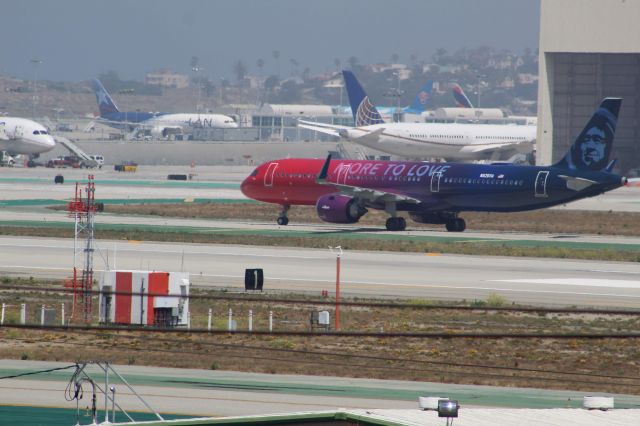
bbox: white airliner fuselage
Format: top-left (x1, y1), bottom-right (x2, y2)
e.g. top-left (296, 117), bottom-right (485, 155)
top-left (144, 113), bottom-right (238, 129)
top-left (300, 120), bottom-right (536, 160)
top-left (0, 117), bottom-right (56, 155)
top-left (341, 122), bottom-right (536, 159)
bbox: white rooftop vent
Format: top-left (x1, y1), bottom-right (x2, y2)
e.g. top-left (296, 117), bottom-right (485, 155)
top-left (419, 396), bottom-right (448, 411)
top-left (584, 396), bottom-right (614, 410)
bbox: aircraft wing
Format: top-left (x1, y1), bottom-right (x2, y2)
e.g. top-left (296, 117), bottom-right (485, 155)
top-left (315, 154), bottom-right (420, 204)
top-left (462, 139), bottom-right (535, 155)
top-left (297, 120), bottom-right (350, 138)
top-left (558, 175), bottom-right (597, 191)
top-left (326, 183), bottom-right (421, 204)
top-left (298, 122), bottom-right (341, 137)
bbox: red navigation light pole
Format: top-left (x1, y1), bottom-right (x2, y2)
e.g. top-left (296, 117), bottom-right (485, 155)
top-left (67, 175), bottom-right (99, 323)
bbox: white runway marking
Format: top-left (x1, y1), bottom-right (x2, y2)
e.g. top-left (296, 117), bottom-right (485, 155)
top-left (493, 278), bottom-right (640, 289)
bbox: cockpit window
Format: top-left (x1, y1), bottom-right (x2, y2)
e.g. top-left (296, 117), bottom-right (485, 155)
top-left (41, 130), bottom-right (48, 135)
top-left (33, 130), bottom-right (40, 135)
top-left (250, 168), bottom-right (259, 177)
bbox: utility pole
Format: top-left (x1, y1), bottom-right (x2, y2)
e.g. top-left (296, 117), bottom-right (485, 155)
top-left (30, 59), bottom-right (43, 119)
top-left (329, 246), bottom-right (343, 331)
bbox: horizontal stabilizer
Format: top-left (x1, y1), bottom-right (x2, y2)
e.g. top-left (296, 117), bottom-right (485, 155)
top-left (558, 174), bottom-right (597, 191)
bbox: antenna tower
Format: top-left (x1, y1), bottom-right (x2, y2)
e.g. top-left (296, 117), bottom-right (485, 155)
top-left (67, 175), bottom-right (98, 323)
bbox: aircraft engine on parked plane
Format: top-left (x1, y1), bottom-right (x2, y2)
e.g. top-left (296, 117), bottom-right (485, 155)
top-left (150, 126), bottom-right (181, 139)
top-left (316, 193), bottom-right (367, 224)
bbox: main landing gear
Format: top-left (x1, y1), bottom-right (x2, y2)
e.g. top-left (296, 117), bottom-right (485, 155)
top-left (276, 204), bottom-right (290, 226)
top-left (384, 201), bottom-right (406, 231)
top-left (445, 218), bottom-right (466, 232)
top-left (385, 217), bottom-right (406, 231)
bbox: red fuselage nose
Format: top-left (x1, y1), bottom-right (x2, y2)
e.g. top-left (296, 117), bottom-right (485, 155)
top-left (240, 176), bottom-right (256, 198)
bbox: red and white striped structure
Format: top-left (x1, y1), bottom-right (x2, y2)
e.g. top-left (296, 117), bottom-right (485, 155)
top-left (99, 270), bottom-right (189, 327)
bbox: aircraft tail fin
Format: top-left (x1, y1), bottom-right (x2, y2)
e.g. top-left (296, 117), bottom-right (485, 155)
top-left (342, 70), bottom-right (385, 126)
top-left (452, 83), bottom-right (474, 108)
top-left (405, 80), bottom-right (433, 113)
top-left (90, 79), bottom-right (120, 116)
top-left (554, 98), bottom-right (622, 172)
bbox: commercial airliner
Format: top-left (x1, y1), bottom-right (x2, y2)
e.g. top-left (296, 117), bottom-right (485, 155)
top-left (0, 117), bottom-right (56, 157)
top-left (90, 79), bottom-right (238, 138)
top-left (299, 71), bottom-right (535, 160)
top-left (243, 98), bottom-right (625, 232)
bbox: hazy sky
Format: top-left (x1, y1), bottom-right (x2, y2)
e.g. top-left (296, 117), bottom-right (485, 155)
top-left (1, 0), bottom-right (540, 82)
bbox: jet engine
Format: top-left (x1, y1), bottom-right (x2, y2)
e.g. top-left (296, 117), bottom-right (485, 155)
top-left (150, 126), bottom-right (182, 139)
top-left (316, 194), bottom-right (367, 224)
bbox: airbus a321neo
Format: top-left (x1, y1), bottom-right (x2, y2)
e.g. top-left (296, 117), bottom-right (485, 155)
top-left (241, 98), bottom-right (626, 232)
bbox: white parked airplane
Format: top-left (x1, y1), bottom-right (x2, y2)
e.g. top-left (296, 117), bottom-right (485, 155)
top-left (299, 71), bottom-right (535, 160)
top-left (0, 117), bottom-right (56, 156)
top-left (91, 79), bottom-right (238, 138)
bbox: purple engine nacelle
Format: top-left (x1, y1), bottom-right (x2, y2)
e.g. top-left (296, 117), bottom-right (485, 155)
top-left (316, 193), bottom-right (367, 224)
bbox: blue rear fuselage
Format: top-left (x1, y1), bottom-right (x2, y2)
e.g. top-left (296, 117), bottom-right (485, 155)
top-left (324, 160), bottom-right (624, 213)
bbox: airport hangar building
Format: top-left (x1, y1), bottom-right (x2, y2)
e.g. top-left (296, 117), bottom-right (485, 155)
top-left (537, 0), bottom-right (640, 174)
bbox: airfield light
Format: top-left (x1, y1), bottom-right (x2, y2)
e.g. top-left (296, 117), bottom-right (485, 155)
top-left (437, 399), bottom-right (459, 425)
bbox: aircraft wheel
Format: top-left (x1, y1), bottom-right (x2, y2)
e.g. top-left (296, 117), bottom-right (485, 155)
top-left (446, 218), bottom-right (466, 232)
top-left (385, 217), bottom-right (406, 231)
top-left (277, 216), bottom-right (289, 226)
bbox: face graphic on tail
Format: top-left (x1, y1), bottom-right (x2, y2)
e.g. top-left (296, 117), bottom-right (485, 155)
top-left (559, 98), bottom-right (620, 172)
top-left (580, 126), bottom-right (606, 166)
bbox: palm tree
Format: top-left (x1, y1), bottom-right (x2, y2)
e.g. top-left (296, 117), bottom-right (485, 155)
top-left (233, 60), bottom-right (247, 82)
top-left (391, 53), bottom-right (399, 64)
top-left (289, 58), bottom-right (299, 76)
top-left (256, 58), bottom-right (265, 75)
top-left (272, 50), bottom-right (281, 76)
top-left (347, 56), bottom-right (359, 70)
top-left (334, 58), bottom-right (341, 72)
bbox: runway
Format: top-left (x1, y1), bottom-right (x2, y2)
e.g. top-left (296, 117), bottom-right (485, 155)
top-left (0, 236), bottom-right (638, 308)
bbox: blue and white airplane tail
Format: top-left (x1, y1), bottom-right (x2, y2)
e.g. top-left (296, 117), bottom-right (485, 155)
top-left (342, 70), bottom-right (385, 126)
top-left (554, 98), bottom-right (621, 172)
top-left (405, 80), bottom-right (434, 113)
top-left (90, 79), bottom-right (120, 116)
top-left (452, 83), bottom-right (474, 108)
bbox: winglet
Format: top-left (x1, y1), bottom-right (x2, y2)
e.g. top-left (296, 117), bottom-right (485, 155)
top-left (605, 158), bottom-right (617, 173)
top-left (317, 154), bottom-right (332, 183)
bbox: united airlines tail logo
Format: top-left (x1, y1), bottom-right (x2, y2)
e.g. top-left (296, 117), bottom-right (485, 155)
top-left (355, 96), bottom-right (384, 126)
